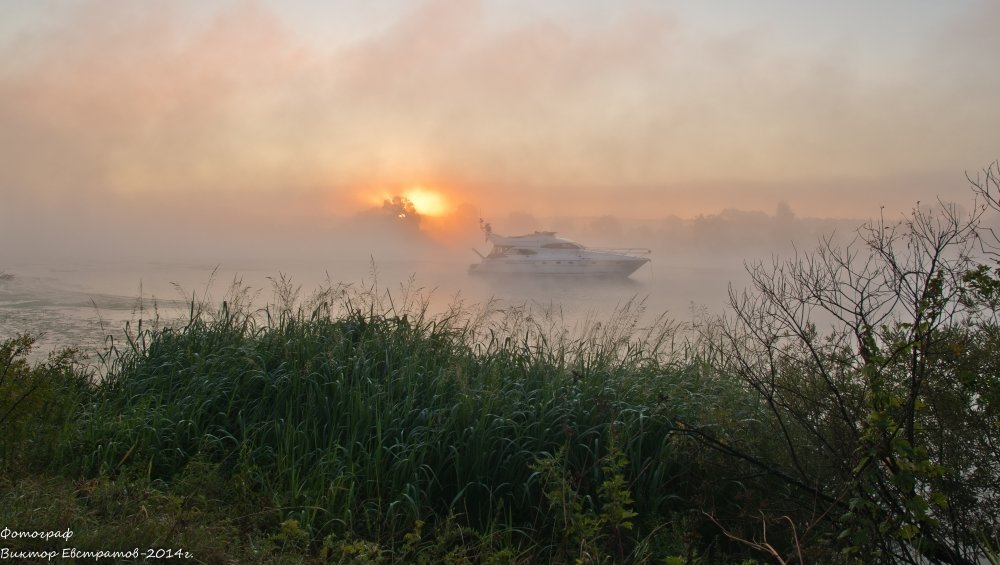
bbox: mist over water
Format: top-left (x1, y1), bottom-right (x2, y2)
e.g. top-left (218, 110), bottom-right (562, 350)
top-left (5, 202), bottom-right (929, 363)
top-left (1, 230), bottom-right (761, 362)
top-left (1, 1), bottom-right (997, 364)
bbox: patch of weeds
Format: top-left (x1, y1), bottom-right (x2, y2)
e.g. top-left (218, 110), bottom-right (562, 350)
top-left (320, 533), bottom-right (387, 563)
top-left (532, 430), bottom-right (642, 563)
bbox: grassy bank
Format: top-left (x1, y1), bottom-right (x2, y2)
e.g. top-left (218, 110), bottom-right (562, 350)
top-left (1, 283), bottom-right (757, 563)
top-left (3, 234), bottom-right (999, 564)
top-left (5, 170), bottom-right (1000, 563)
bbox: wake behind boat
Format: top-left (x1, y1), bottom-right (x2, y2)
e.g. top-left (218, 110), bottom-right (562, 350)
top-left (469, 220), bottom-right (650, 277)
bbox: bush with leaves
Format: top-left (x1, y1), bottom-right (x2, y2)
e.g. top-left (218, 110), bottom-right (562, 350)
top-left (0, 334), bottom-right (91, 471)
top-left (689, 164), bottom-right (1000, 563)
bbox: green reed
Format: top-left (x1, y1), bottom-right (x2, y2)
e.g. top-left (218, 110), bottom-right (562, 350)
top-left (68, 281), bottom-right (733, 557)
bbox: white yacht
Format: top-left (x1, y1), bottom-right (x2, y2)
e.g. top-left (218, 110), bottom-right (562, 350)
top-left (469, 221), bottom-right (650, 277)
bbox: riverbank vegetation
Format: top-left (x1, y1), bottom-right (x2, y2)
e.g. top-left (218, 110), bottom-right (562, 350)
top-left (2, 165), bottom-right (999, 564)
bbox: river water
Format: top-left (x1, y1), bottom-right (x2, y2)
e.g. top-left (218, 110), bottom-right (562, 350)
top-left (0, 252), bottom-right (750, 363)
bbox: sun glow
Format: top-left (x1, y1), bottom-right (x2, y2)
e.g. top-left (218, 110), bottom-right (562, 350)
top-left (404, 186), bottom-right (450, 217)
top-left (354, 182), bottom-right (477, 243)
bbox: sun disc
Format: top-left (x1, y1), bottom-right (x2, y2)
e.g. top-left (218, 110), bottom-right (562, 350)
top-left (405, 187), bottom-right (449, 217)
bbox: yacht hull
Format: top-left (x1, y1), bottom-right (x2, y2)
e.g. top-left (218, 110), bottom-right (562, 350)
top-left (469, 256), bottom-right (649, 277)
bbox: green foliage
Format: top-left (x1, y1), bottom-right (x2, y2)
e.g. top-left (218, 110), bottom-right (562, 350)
top-left (963, 263), bottom-right (1000, 310)
top-left (270, 518), bottom-right (310, 553)
top-left (50, 284), bottom-right (717, 561)
top-left (712, 183), bottom-right (1000, 563)
top-left (530, 429), bottom-right (644, 563)
top-left (0, 468), bottom-right (267, 564)
top-left (0, 333), bottom-right (91, 470)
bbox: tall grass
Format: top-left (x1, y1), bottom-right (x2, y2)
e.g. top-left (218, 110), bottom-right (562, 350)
top-left (65, 279), bottom-right (743, 559)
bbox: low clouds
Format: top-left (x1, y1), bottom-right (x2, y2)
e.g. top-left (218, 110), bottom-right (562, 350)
top-left (2, 3), bottom-right (275, 200)
top-left (1, 0), bottom-right (997, 254)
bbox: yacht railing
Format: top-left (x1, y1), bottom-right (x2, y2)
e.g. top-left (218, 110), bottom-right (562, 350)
top-left (589, 247), bottom-right (652, 257)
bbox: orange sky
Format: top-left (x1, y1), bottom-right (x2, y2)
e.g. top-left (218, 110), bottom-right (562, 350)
top-left (1, 0), bottom-right (998, 242)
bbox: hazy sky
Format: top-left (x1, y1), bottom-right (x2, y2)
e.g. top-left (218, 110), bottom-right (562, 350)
top-left (1, 0), bottom-right (998, 243)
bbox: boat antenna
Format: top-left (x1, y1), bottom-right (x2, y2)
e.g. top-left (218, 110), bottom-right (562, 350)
top-left (478, 215), bottom-right (492, 242)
